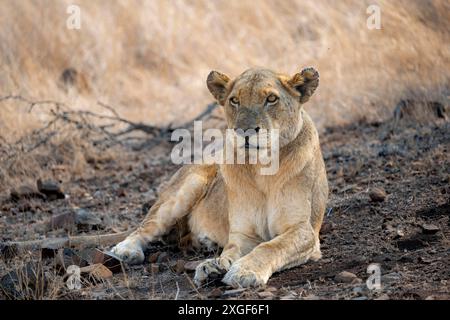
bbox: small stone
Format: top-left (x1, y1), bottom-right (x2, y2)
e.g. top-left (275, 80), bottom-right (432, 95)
top-left (75, 209), bottom-right (102, 226)
top-left (48, 212), bottom-right (76, 231)
top-left (420, 223), bottom-right (440, 235)
top-left (184, 260), bottom-right (202, 272)
top-left (320, 222), bottom-right (334, 235)
top-left (375, 294), bottom-right (390, 300)
top-left (335, 271), bottom-right (358, 283)
top-left (353, 286), bottom-right (364, 295)
top-left (117, 188), bottom-right (127, 197)
top-left (395, 229), bottom-right (405, 238)
top-left (156, 252), bottom-right (170, 263)
top-left (208, 287), bottom-right (223, 298)
top-left (79, 248), bottom-right (123, 273)
top-left (37, 179), bottom-right (65, 200)
top-left (80, 264), bottom-right (113, 281)
top-left (257, 291), bottom-right (275, 299)
top-left (148, 251), bottom-right (161, 263)
top-left (369, 187), bottom-right (387, 202)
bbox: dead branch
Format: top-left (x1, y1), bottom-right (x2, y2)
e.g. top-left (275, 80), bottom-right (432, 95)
top-left (1, 230), bottom-right (132, 253)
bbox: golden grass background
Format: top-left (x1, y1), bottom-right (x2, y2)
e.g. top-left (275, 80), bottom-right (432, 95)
top-left (1, 0), bottom-right (449, 138)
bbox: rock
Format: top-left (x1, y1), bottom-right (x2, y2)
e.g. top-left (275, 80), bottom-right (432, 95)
top-left (117, 188), bottom-right (127, 197)
top-left (392, 228), bottom-right (405, 239)
top-left (369, 187), bottom-right (387, 202)
top-left (353, 286), bottom-right (365, 295)
top-left (79, 248), bottom-right (123, 273)
top-left (156, 252), bottom-right (170, 263)
top-left (10, 185), bottom-right (45, 201)
top-left (320, 222), bottom-right (335, 235)
top-left (375, 294), bottom-right (390, 300)
top-left (48, 209), bottom-right (102, 231)
top-left (148, 251), bottom-right (162, 263)
top-left (175, 260), bottom-right (186, 274)
top-left (335, 271), bottom-right (358, 283)
top-left (41, 246), bottom-right (59, 259)
top-left (48, 212), bottom-right (76, 231)
top-left (208, 287), bottom-right (223, 298)
top-left (37, 179), bottom-right (65, 200)
top-left (150, 263), bottom-right (160, 274)
top-left (222, 288), bottom-right (246, 297)
top-left (258, 291), bottom-right (275, 299)
top-left (184, 260), bottom-right (202, 272)
top-left (420, 223), bottom-right (440, 235)
top-left (74, 209), bottom-right (102, 230)
top-left (80, 264), bottom-right (113, 282)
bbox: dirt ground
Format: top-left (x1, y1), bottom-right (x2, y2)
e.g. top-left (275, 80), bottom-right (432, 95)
top-left (0, 102), bottom-right (449, 300)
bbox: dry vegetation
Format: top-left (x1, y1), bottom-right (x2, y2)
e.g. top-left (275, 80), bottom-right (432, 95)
top-left (0, 0), bottom-right (449, 300)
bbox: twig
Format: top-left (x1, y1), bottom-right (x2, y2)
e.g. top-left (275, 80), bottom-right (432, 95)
top-left (1, 230), bottom-right (132, 252)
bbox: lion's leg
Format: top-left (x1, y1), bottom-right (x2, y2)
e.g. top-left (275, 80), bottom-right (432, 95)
top-left (222, 222), bottom-right (318, 288)
top-left (111, 165), bottom-right (216, 264)
top-left (193, 187), bottom-right (264, 286)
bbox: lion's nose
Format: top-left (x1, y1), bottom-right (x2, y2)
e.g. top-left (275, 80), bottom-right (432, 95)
top-left (234, 127), bottom-right (260, 135)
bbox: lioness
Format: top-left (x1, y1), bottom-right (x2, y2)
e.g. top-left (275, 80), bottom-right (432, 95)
top-left (112, 67), bottom-right (328, 288)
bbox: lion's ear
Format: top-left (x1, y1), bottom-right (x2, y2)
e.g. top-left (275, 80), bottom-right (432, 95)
top-left (207, 71), bottom-right (231, 105)
top-left (287, 67), bottom-right (319, 104)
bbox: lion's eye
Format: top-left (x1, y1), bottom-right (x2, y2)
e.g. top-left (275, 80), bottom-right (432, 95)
top-left (266, 94), bottom-right (279, 104)
top-left (229, 97), bottom-right (239, 106)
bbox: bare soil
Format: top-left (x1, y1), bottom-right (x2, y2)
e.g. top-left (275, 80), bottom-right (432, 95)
top-left (0, 105), bottom-right (449, 300)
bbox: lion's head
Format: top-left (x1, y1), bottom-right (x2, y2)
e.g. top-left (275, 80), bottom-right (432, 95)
top-left (206, 67), bottom-right (319, 148)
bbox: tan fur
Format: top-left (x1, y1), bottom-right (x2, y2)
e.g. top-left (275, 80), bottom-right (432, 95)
top-left (112, 67), bottom-right (328, 288)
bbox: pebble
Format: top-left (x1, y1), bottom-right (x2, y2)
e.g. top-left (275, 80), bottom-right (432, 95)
top-left (335, 271), bottom-right (359, 283)
top-left (421, 223), bottom-right (440, 235)
top-left (257, 291), bottom-right (275, 299)
top-left (184, 260), bottom-right (202, 272)
top-left (369, 187), bottom-right (387, 202)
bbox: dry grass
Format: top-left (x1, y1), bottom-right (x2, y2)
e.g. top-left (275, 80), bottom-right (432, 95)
top-left (0, 0), bottom-right (449, 190)
top-left (1, 0), bottom-right (449, 131)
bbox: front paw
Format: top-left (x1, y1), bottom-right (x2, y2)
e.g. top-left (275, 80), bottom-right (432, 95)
top-left (222, 262), bottom-right (269, 288)
top-left (193, 257), bottom-right (231, 287)
top-left (111, 238), bottom-right (145, 265)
